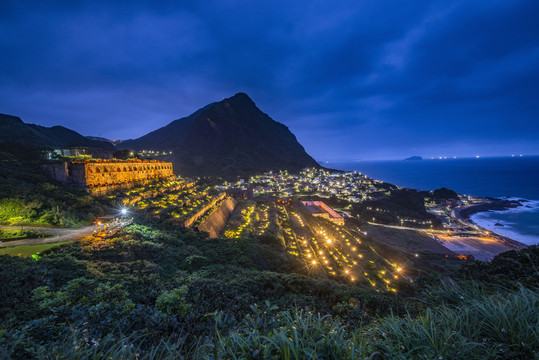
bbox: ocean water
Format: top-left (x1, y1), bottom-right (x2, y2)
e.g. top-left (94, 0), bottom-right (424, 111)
top-left (470, 199), bottom-right (539, 246)
top-left (326, 156), bottom-right (539, 245)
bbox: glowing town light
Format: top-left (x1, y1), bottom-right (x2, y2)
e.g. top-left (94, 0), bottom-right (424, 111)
top-left (121, 208), bottom-right (128, 215)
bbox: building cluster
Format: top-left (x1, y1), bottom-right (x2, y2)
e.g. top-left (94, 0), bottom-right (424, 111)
top-left (138, 149), bottom-right (173, 157)
top-left (46, 147), bottom-right (113, 159)
top-left (218, 168), bottom-right (386, 203)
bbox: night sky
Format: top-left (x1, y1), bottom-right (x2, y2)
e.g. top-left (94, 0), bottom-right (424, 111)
top-left (1, 1), bottom-right (538, 161)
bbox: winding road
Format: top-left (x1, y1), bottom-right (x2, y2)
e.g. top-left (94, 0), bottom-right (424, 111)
top-left (0, 225), bottom-right (97, 248)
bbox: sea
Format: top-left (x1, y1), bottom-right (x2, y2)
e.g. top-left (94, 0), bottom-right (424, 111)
top-left (326, 156), bottom-right (539, 245)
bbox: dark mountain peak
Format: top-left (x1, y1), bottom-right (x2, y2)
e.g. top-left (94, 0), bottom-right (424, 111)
top-left (226, 92), bottom-right (253, 103)
top-left (0, 113), bottom-right (24, 125)
top-left (206, 92), bottom-right (251, 112)
top-left (214, 92), bottom-right (258, 112)
top-left (118, 93), bottom-right (319, 177)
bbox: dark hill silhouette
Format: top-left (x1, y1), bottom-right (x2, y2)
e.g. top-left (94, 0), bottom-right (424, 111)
top-left (119, 93), bottom-right (319, 176)
top-left (0, 113), bottom-right (114, 150)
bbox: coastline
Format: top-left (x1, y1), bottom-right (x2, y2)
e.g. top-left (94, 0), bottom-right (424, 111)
top-left (469, 199), bottom-right (539, 246)
top-left (454, 200), bottom-right (529, 250)
top-left (458, 199), bottom-right (522, 220)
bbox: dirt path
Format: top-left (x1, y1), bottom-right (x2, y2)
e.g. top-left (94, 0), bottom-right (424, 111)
top-left (0, 225), bottom-right (97, 248)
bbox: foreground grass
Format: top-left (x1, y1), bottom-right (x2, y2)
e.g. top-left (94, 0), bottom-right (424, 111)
top-left (204, 285), bottom-right (538, 359)
top-left (0, 241), bottom-right (70, 257)
top-left (3, 283), bottom-right (537, 359)
top-left (1, 224), bottom-right (536, 359)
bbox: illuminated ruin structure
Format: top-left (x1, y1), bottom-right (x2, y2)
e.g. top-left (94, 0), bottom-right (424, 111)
top-left (44, 159), bottom-right (174, 194)
top-left (301, 200), bottom-right (345, 225)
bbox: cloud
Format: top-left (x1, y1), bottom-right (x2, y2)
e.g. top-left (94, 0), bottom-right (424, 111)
top-left (0, 0), bottom-right (538, 160)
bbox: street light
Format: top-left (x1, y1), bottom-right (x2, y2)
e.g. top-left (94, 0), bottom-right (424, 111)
top-left (121, 208), bottom-right (128, 215)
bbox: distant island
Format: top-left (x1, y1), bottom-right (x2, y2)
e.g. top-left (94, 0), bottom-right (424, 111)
top-left (404, 156), bottom-right (423, 161)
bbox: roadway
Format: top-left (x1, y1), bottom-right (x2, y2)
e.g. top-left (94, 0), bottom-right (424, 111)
top-left (0, 225), bottom-right (97, 248)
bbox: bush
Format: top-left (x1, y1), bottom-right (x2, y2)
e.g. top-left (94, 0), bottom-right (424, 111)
top-left (156, 285), bottom-right (192, 316)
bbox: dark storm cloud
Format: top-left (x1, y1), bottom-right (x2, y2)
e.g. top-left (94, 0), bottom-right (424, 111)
top-left (0, 0), bottom-right (538, 160)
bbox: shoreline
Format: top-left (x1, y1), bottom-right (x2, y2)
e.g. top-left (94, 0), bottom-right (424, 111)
top-left (458, 198), bottom-right (522, 220)
top-left (454, 201), bottom-right (528, 250)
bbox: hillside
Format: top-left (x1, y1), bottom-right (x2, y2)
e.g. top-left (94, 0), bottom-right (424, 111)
top-left (0, 151), bottom-right (537, 359)
top-left (0, 113), bottom-right (114, 150)
top-left (118, 93), bottom-right (319, 177)
top-left (0, 219), bottom-right (536, 359)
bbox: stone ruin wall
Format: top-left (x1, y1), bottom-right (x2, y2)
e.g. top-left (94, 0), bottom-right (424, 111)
top-left (43, 160), bottom-right (174, 195)
top-left (197, 197), bottom-right (238, 238)
top-left (84, 161), bottom-right (173, 188)
top-left (181, 192), bottom-right (227, 228)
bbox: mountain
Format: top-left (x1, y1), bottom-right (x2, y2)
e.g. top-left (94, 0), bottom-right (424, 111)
top-left (118, 93), bottom-right (319, 176)
top-left (0, 113), bottom-right (114, 150)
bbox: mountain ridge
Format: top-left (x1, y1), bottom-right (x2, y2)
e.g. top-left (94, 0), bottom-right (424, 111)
top-left (0, 113), bottom-right (114, 150)
top-left (118, 93), bottom-right (319, 177)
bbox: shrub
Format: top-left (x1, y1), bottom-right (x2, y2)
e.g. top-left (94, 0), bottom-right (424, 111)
top-left (156, 285), bottom-right (192, 316)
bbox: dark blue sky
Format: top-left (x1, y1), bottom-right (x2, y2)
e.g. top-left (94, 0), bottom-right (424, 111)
top-left (1, 0), bottom-right (538, 161)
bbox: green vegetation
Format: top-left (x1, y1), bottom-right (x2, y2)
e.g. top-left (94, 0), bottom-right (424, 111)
top-left (430, 187), bottom-right (460, 200)
top-left (0, 229), bottom-right (52, 241)
top-left (353, 189), bottom-right (443, 228)
top-left (0, 218), bottom-right (536, 358)
top-left (211, 285), bottom-right (538, 359)
top-left (0, 144), bottom-right (111, 227)
top-left (223, 200), bottom-right (256, 238)
top-left (460, 245), bottom-right (539, 289)
top-left (0, 241), bottom-right (70, 257)
top-left (1, 145), bottom-right (537, 359)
